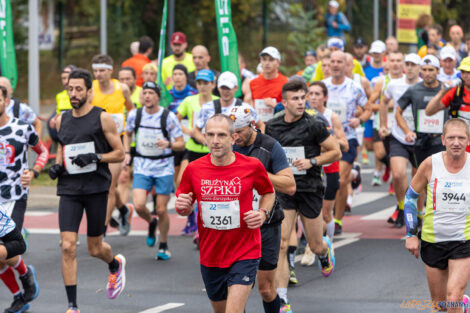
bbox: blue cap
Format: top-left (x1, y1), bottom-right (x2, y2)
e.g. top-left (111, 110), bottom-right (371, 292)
top-left (195, 69), bottom-right (215, 82)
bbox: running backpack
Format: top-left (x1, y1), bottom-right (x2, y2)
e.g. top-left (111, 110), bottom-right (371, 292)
top-left (12, 98), bottom-right (21, 118)
top-left (214, 98), bottom-right (243, 114)
top-left (449, 81), bottom-right (469, 118)
top-left (132, 107), bottom-right (173, 159)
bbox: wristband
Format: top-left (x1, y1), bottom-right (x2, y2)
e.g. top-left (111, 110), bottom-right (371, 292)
top-left (260, 208), bottom-right (270, 219)
top-left (31, 169), bottom-right (39, 178)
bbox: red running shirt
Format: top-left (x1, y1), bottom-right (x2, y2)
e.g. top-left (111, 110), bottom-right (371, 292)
top-left (177, 153), bottom-right (274, 268)
top-left (250, 73), bottom-right (288, 103)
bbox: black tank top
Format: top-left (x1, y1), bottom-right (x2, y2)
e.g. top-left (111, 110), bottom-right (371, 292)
top-left (57, 106), bottom-right (112, 195)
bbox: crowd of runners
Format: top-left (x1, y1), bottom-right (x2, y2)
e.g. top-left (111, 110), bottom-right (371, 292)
top-left (2, 3), bottom-right (470, 312)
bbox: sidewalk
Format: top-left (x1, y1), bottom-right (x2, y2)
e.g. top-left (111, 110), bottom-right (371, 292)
top-left (28, 186), bottom-right (59, 210)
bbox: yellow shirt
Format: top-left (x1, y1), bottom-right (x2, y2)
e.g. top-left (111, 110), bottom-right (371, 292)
top-left (91, 79), bottom-right (126, 134)
top-left (161, 53), bottom-right (196, 89)
top-left (311, 59), bottom-right (365, 82)
top-left (56, 90), bottom-right (72, 115)
top-left (131, 86), bottom-right (142, 109)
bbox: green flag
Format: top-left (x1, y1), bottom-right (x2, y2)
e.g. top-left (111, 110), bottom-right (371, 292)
top-left (157, 0), bottom-right (173, 107)
top-left (215, 0), bottom-right (241, 97)
top-left (0, 0), bottom-right (17, 90)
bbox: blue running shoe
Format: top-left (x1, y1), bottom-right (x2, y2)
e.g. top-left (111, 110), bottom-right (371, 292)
top-left (20, 265), bottom-right (39, 302)
top-left (318, 236), bottom-right (335, 277)
top-left (4, 293), bottom-right (30, 313)
top-left (146, 218), bottom-right (158, 247)
top-left (156, 248), bottom-right (171, 260)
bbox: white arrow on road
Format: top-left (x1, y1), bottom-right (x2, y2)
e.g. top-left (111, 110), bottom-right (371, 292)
top-left (139, 303), bottom-right (185, 313)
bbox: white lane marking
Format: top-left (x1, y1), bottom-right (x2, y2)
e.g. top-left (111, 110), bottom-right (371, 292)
top-left (27, 228), bottom-right (60, 234)
top-left (25, 211), bottom-right (54, 217)
top-left (139, 303), bottom-right (185, 313)
top-left (295, 233), bottom-right (361, 263)
top-left (352, 192), bottom-right (388, 207)
top-left (361, 206), bottom-right (396, 220)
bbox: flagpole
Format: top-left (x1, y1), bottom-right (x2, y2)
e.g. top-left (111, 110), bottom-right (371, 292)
top-left (28, 0), bottom-right (40, 115)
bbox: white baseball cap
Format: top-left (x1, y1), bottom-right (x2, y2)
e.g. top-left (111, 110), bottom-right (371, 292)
top-left (440, 46), bottom-right (457, 61)
top-left (328, 1), bottom-right (339, 8)
top-left (259, 46), bottom-right (281, 61)
top-left (404, 53), bottom-right (421, 65)
top-left (369, 40), bottom-right (386, 54)
top-left (421, 55), bottom-right (440, 69)
top-left (218, 71), bottom-right (238, 89)
top-left (327, 37), bottom-right (344, 51)
top-left (229, 104), bottom-right (255, 129)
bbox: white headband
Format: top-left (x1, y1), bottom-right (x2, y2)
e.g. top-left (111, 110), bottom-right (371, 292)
top-left (92, 63), bottom-right (113, 70)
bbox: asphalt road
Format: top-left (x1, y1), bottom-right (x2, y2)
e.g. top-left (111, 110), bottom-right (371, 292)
top-left (0, 163), bottom-right (463, 313)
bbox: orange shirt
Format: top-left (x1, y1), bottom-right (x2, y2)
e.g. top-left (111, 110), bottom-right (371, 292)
top-left (121, 54), bottom-right (151, 87)
top-left (249, 73), bottom-right (288, 103)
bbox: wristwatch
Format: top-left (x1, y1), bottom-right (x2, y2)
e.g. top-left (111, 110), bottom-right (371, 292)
top-left (96, 154), bottom-right (102, 162)
top-left (260, 208), bottom-right (270, 220)
top-left (310, 158), bottom-right (317, 166)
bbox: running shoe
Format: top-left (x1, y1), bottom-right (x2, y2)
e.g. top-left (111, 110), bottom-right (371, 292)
top-left (361, 151), bottom-right (369, 165)
top-left (388, 183), bottom-right (395, 196)
top-left (301, 245), bottom-right (315, 266)
top-left (106, 254), bottom-right (126, 299)
top-left (66, 308), bottom-right (80, 313)
top-left (371, 175), bottom-right (381, 186)
top-left (146, 218), bottom-right (158, 247)
top-left (280, 298), bottom-right (292, 313)
top-left (4, 293), bottom-right (30, 313)
top-left (463, 294), bottom-right (469, 313)
top-left (109, 216), bottom-right (119, 229)
top-left (193, 233), bottom-right (200, 250)
top-left (21, 228), bottom-right (29, 253)
top-left (288, 264), bottom-right (298, 284)
top-left (382, 166), bottom-right (391, 182)
top-left (351, 163), bottom-right (362, 190)
top-left (394, 209), bottom-right (404, 228)
top-left (334, 222), bottom-right (342, 235)
top-left (387, 207), bottom-right (399, 224)
top-left (119, 204), bottom-right (134, 236)
top-left (20, 265), bottom-right (39, 302)
top-left (318, 236), bottom-right (335, 277)
top-left (181, 211), bottom-right (197, 236)
top-left (156, 248), bottom-right (172, 260)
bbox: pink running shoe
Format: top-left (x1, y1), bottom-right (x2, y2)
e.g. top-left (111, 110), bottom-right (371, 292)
top-left (106, 254), bottom-right (126, 299)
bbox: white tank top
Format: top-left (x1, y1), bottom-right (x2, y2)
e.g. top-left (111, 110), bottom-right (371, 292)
top-left (423, 152), bottom-right (470, 243)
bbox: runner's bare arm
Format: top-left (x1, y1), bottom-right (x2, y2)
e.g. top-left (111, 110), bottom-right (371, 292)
top-left (267, 167), bottom-right (296, 196)
top-left (32, 117), bottom-right (43, 139)
top-left (169, 135), bottom-right (185, 151)
top-left (255, 119), bottom-right (265, 133)
top-left (244, 85), bottom-right (253, 106)
top-left (395, 106), bottom-right (416, 142)
top-left (100, 112), bottom-right (125, 163)
top-left (361, 77), bottom-right (372, 99)
top-left (409, 156), bottom-right (432, 194)
top-left (55, 115), bottom-right (64, 165)
top-left (367, 79), bottom-right (383, 113)
top-left (318, 135), bottom-right (341, 165)
top-left (244, 191), bottom-right (275, 229)
top-left (331, 112), bottom-right (349, 152)
top-left (425, 88), bottom-right (447, 116)
top-left (191, 126), bottom-right (206, 146)
top-left (120, 83), bottom-right (134, 112)
top-left (358, 101), bottom-right (373, 122)
top-left (379, 94), bottom-right (391, 130)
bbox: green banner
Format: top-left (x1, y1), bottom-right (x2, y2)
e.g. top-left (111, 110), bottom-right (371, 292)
top-left (157, 0), bottom-right (173, 107)
top-left (215, 0), bottom-right (241, 97)
top-left (0, 0), bottom-right (17, 90)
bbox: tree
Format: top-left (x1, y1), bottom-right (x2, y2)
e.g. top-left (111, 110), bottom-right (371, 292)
top-left (279, 3), bottom-right (325, 75)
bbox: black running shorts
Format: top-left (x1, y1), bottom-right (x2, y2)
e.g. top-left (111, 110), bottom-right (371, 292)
top-left (58, 192), bottom-right (108, 236)
top-left (421, 240), bottom-right (470, 270)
